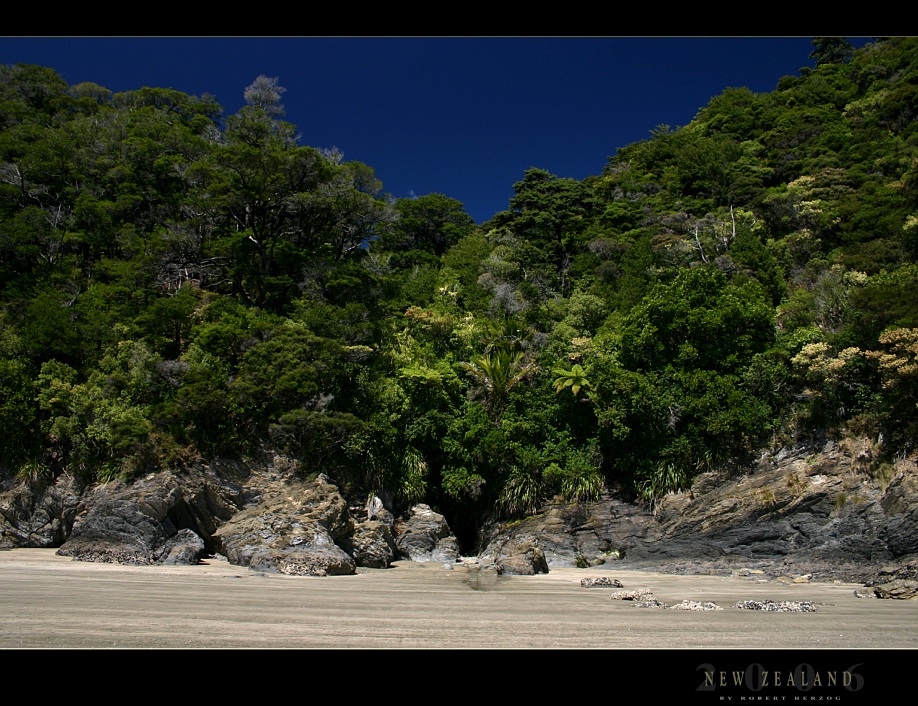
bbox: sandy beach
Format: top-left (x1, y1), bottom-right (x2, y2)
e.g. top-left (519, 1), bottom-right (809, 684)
top-left (1, 548), bottom-right (916, 651)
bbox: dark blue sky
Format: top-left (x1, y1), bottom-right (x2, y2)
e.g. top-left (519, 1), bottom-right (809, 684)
top-left (1, 37), bottom-right (873, 224)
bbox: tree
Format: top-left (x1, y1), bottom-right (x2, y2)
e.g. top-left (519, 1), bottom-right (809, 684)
top-left (201, 78), bottom-right (393, 310)
top-left (0, 357), bottom-right (37, 472)
top-left (243, 75), bottom-right (286, 117)
top-left (589, 266), bottom-right (777, 496)
top-left (379, 193), bottom-right (474, 258)
top-left (810, 37), bottom-right (855, 66)
top-left (489, 167), bottom-right (594, 296)
top-left (617, 267), bottom-right (774, 373)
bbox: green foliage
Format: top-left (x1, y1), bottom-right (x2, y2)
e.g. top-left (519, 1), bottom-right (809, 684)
top-left (848, 264), bottom-right (918, 343)
top-left (810, 38), bottom-right (855, 67)
top-left (497, 458), bottom-right (547, 518)
top-left (486, 167), bottom-right (595, 296)
top-left (638, 460), bottom-right (689, 510)
top-left (231, 322), bottom-right (346, 427)
top-left (378, 193), bottom-right (474, 257)
top-left (588, 267), bottom-right (776, 494)
top-left (617, 267), bottom-right (775, 373)
top-left (550, 442), bottom-right (605, 503)
top-left (462, 344), bottom-right (536, 418)
top-left (34, 344), bottom-right (158, 483)
top-left (552, 364), bottom-right (591, 397)
top-left (19, 288), bottom-right (83, 366)
top-left (269, 408), bottom-right (366, 473)
top-left (3, 39), bottom-right (918, 537)
top-left (163, 343), bottom-right (240, 455)
top-left (0, 356), bottom-right (38, 472)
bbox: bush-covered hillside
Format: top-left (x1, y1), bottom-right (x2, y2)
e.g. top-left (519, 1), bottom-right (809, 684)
top-left (2, 37), bottom-right (916, 545)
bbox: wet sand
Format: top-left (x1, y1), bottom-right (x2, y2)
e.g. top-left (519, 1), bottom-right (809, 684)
top-left (1, 548), bottom-right (916, 650)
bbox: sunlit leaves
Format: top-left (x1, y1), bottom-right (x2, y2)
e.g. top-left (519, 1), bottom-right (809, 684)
top-left (462, 345), bottom-right (536, 417)
top-left (552, 364), bottom-right (591, 397)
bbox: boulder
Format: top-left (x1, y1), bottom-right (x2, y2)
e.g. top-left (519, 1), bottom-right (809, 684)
top-left (343, 519), bottom-right (398, 569)
top-left (862, 560), bottom-right (918, 599)
top-left (394, 504), bottom-right (459, 563)
top-left (481, 535), bottom-right (549, 575)
top-left (872, 579), bottom-right (918, 600)
top-left (159, 528), bottom-right (207, 565)
top-left (245, 527), bottom-right (356, 577)
top-left (0, 473), bottom-right (82, 548)
top-left (56, 471), bottom-right (236, 565)
top-left (212, 473), bottom-right (358, 576)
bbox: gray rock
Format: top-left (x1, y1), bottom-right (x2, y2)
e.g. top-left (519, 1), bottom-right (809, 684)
top-left (0, 474), bottom-right (82, 548)
top-left (872, 580), bottom-right (918, 599)
top-left (854, 588), bottom-right (878, 599)
top-left (56, 472), bottom-right (238, 565)
top-left (248, 536), bottom-right (356, 577)
top-left (477, 442), bottom-right (918, 584)
top-left (670, 600), bottom-right (723, 611)
top-left (213, 473), bottom-right (357, 576)
top-left (634, 443), bottom-right (893, 570)
top-left (610, 587), bottom-right (655, 601)
top-left (429, 535), bottom-right (461, 564)
top-left (881, 470), bottom-right (918, 557)
top-left (158, 528), bottom-right (206, 565)
top-left (394, 504), bottom-right (459, 563)
top-left (862, 560), bottom-right (918, 599)
top-left (7, 438), bottom-right (918, 587)
top-left (478, 495), bottom-right (649, 569)
top-left (344, 519), bottom-right (397, 569)
top-left (480, 535), bottom-right (549, 575)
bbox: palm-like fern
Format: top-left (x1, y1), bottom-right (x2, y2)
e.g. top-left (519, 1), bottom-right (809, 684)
top-left (462, 346), bottom-right (534, 415)
top-left (552, 364), bottom-right (591, 397)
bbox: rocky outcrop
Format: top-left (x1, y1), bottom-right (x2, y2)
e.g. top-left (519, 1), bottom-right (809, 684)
top-left (860, 561), bottom-right (918, 599)
top-left (0, 474), bottom-right (82, 548)
top-left (343, 520), bottom-right (399, 569)
top-left (212, 473), bottom-right (357, 576)
top-left (210, 469), bottom-right (462, 575)
top-left (2, 451), bottom-right (466, 575)
top-left (5, 439), bottom-right (915, 590)
top-left (480, 535), bottom-right (549, 575)
top-left (635, 442), bottom-right (918, 583)
top-left (640, 443), bottom-right (894, 569)
top-left (54, 470), bottom-right (238, 564)
top-left (880, 471), bottom-right (918, 558)
top-left (478, 441), bottom-right (918, 585)
top-left (477, 494), bottom-right (652, 569)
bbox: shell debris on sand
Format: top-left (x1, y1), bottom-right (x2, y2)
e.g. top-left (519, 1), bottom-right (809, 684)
top-left (734, 599), bottom-right (818, 612)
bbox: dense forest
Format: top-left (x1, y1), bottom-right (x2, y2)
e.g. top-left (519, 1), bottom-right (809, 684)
top-left (2, 37), bottom-right (917, 547)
